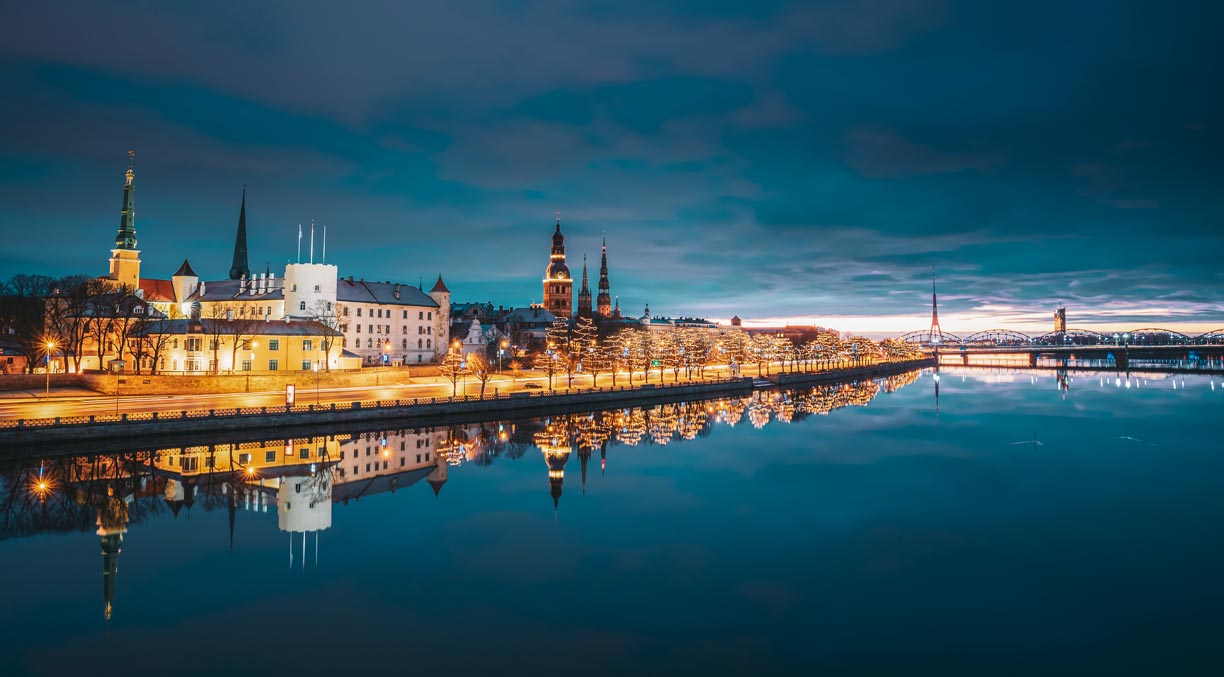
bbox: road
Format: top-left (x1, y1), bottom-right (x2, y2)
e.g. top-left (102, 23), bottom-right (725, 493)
top-left (0, 376), bottom-right (550, 421)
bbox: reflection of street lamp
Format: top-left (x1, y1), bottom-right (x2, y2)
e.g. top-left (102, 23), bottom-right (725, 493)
top-left (43, 339), bottom-right (56, 394)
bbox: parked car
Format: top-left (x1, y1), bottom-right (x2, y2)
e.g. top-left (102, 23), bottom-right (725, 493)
top-left (523, 382), bottom-right (543, 389)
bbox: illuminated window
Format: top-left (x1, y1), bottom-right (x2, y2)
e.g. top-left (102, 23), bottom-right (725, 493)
top-left (268, 339), bottom-right (279, 351)
top-left (265, 451), bottom-right (276, 463)
top-left (269, 359), bottom-right (278, 371)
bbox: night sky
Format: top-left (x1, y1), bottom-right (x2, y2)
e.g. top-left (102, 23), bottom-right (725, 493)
top-left (1, 1), bottom-right (1220, 333)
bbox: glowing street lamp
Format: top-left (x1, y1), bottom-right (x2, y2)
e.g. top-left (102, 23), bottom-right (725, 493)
top-left (43, 339), bottom-right (56, 394)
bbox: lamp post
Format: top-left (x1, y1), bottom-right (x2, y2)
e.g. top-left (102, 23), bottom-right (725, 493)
top-left (312, 361), bottom-right (320, 404)
top-left (43, 339), bottom-right (56, 394)
top-left (246, 340), bottom-right (257, 393)
top-left (498, 339), bottom-right (508, 374)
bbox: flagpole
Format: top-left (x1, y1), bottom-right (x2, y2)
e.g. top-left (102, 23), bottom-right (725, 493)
top-left (297, 224), bottom-right (302, 263)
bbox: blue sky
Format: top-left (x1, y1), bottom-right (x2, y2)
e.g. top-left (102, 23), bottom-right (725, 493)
top-left (1, 1), bottom-right (1221, 333)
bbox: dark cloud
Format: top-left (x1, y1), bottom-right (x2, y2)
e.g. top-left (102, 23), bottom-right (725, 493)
top-left (0, 0), bottom-right (1221, 331)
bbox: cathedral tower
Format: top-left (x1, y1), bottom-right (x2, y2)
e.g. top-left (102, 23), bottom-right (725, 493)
top-left (543, 216), bottom-right (573, 319)
top-left (596, 237), bottom-right (612, 318)
top-left (576, 255), bottom-right (593, 318)
top-left (107, 151), bottom-right (141, 290)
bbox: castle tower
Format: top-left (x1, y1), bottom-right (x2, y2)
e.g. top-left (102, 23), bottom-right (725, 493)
top-left (543, 216), bottom-right (573, 319)
top-left (171, 259), bottom-right (199, 310)
top-left (228, 187), bottom-right (251, 280)
top-left (928, 267), bottom-right (943, 344)
top-left (107, 151), bottom-right (141, 290)
top-left (596, 237), bottom-right (612, 318)
top-left (576, 255), bottom-right (593, 318)
top-left (429, 275), bottom-right (451, 360)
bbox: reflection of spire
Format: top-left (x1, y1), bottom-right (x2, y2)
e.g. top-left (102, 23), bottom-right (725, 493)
top-left (600, 439), bottom-right (606, 476)
top-left (228, 488), bottom-right (238, 552)
top-left (578, 446), bottom-right (590, 495)
top-left (427, 450), bottom-right (448, 498)
top-left (97, 486), bottom-right (129, 622)
top-left (535, 418), bottom-right (572, 514)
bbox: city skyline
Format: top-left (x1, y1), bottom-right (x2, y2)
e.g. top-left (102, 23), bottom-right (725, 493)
top-left (2, 1), bottom-right (1222, 334)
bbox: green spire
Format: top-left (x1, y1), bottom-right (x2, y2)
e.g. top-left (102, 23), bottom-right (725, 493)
top-left (114, 150), bottom-right (137, 251)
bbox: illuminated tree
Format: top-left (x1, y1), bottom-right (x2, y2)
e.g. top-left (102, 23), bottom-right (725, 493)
top-left (467, 352), bottom-right (493, 397)
top-left (440, 344), bottom-right (467, 397)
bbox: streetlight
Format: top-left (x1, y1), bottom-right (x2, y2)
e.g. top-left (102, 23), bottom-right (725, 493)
top-left (312, 361), bottom-right (320, 404)
top-left (246, 340), bottom-right (257, 392)
top-left (43, 339), bottom-right (56, 394)
top-left (498, 339), bottom-right (508, 374)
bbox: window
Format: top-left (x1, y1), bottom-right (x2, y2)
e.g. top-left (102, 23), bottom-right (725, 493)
top-left (303, 339), bottom-right (313, 351)
top-left (377, 309), bottom-right (382, 318)
top-left (268, 339), bottom-right (279, 351)
top-left (314, 285), bottom-right (321, 293)
top-left (265, 451), bottom-right (276, 463)
top-left (367, 338), bottom-right (373, 348)
top-left (302, 360), bottom-right (312, 370)
top-left (342, 338), bottom-right (347, 348)
top-left (428, 312), bottom-right (432, 320)
top-left (357, 324), bottom-right (362, 333)
top-left (344, 307), bottom-right (349, 316)
top-left (426, 339), bottom-right (431, 349)
top-left (403, 310), bottom-right (408, 319)
top-left (241, 359), bottom-right (252, 371)
top-left (353, 465), bottom-right (358, 475)
top-left (269, 359), bottom-right (279, 371)
top-left (238, 453), bottom-right (252, 464)
top-left (300, 447), bottom-right (309, 459)
top-left (299, 301), bottom-right (306, 311)
top-left (402, 339), bottom-right (407, 349)
top-left (357, 308), bottom-right (362, 317)
top-left (368, 324), bottom-right (373, 334)
top-left (418, 338), bottom-right (423, 349)
top-left (418, 311), bottom-right (423, 320)
top-left (427, 327), bottom-right (432, 335)
top-left (418, 326), bottom-right (423, 335)
top-left (186, 337), bottom-right (202, 351)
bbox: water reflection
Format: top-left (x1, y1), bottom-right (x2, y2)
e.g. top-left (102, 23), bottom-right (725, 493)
top-left (0, 370), bottom-right (922, 620)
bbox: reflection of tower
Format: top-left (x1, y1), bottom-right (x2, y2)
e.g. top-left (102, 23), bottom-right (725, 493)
top-left (543, 216), bottom-right (573, 319)
top-left (599, 439), bottom-right (607, 476)
top-left (427, 452), bottom-right (448, 498)
top-left (278, 471), bottom-right (332, 570)
top-left (933, 371), bottom-right (941, 428)
top-left (535, 419), bottom-right (572, 511)
top-left (577, 445), bottom-right (591, 495)
top-left (928, 267), bottom-right (943, 344)
top-left (596, 237), bottom-right (612, 318)
top-left (97, 487), bottom-right (130, 621)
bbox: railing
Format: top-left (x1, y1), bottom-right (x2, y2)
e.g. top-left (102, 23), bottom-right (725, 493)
top-left (0, 358), bottom-right (931, 433)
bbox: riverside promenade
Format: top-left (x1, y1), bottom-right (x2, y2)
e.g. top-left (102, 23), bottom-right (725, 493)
top-left (0, 358), bottom-right (933, 453)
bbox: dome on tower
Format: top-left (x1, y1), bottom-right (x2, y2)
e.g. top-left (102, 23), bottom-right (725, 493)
top-left (546, 260), bottom-right (571, 280)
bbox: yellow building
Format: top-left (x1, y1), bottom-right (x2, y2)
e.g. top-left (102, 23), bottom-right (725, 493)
top-left (129, 318), bottom-right (355, 373)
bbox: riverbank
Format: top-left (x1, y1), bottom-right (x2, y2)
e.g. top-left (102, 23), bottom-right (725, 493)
top-left (0, 358), bottom-right (933, 450)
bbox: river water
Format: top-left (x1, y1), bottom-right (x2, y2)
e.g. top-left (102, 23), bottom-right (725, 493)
top-left (2, 368), bottom-right (1222, 675)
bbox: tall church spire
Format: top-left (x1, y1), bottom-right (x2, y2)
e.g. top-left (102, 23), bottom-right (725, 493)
top-left (577, 255), bottom-right (592, 318)
top-left (929, 266), bottom-right (943, 344)
top-left (229, 186), bottom-right (250, 280)
top-left (108, 151), bottom-right (141, 289)
top-left (596, 236), bottom-right (612, 318)
top-left (114, 150), bottom-right (137, 251)
top-left (543, 214), bottom-right (573, 319)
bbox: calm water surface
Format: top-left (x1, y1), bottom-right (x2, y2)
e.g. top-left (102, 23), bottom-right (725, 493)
top-left (2, 368), bottom-right (1223, 675)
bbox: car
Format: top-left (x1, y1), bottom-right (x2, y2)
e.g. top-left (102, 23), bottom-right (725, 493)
top-left (523, 382), bottom-right (543, 389)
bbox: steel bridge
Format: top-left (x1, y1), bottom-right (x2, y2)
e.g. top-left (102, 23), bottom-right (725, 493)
top-left (901, 327), bottom-right (1224, 348)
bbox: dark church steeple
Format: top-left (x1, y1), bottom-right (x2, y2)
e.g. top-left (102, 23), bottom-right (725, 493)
top-left (228, 187), bottom-right (250, 280)
top-left (596, 237), bottom-right (612, 318)
top-left (577, 255), bottom-right (592, 318)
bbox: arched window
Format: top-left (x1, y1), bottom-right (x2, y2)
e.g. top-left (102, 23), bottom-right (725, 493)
top-left (426, 338), bottom-right (431, 349)
top-left (299, 301), bottom-right (306, 311)
top-left (418, 338), bottom-right (422, 349)
top-left (367, 338), bottom-right (373, 348)
top-left (402, 339), bottom-right (407, 349)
